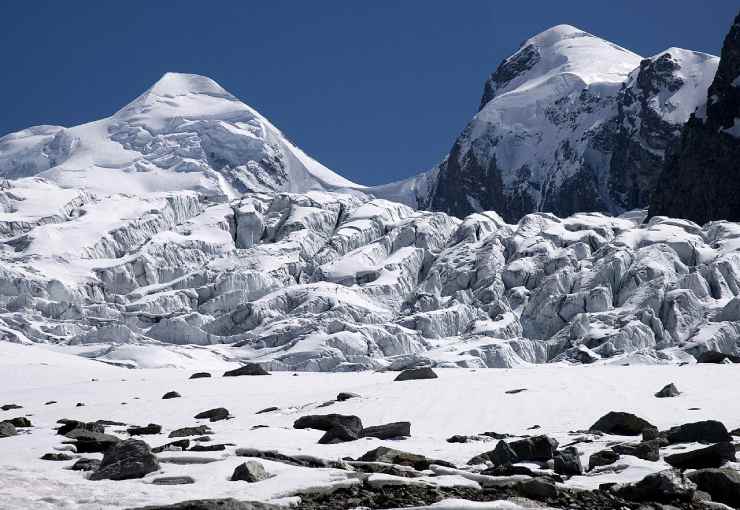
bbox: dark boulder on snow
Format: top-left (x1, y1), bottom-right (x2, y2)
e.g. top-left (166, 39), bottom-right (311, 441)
top-left (293, 414), bottom-right (363, 434)
top-left (194, 408), bottom-right (230, 422)
top-left (588, 450), bottom-right (620, 471)
top-left (5, 417), bottom-right (31, 428)
top-left (223, 364), bottom-right (270, 377)
top-left (41, 453), bottom-right (74, 461)
top-left (616, 469), bottom-right (696, 503)
top-left (152, 439), bottom-right (190, 453)
top-left (127, 423), bottom-right (162, 435)
top-left (336, 392), bottom-right (360, 401)
top-left (394, 367), bottom-right (438, 381)
top-left (189, 372), bottom-right (211, 379)
top-left (162, 391), bottom-right (181, 399)
top-left (357, 446), bottom-right (453, 470)
top-left (554, 447), bottom-right (583, 476)
top-left (1, 404), bottom-right (22, 411)
top-left (663, 420), bottom-right (731, 444)
top-left (89, 439), bottom-right (159, 481)
top-left (473, 435), bottom-right (559, 465)
top-left (654, 383), bottom-right (680, 398)
top-left (168, 425), bottom-right (212, 438)
top-left (231, 461), bottom-right (271, 482)
top-left (152, 476), bottom-right (196, 485)
top-left (688, 468), bottom-right (740, 508)
top-left (70, 458), bottom-right (101, 471)
top-left (612, 440), bottom-right (660, 461)
top-left (360, 421), bottom-right (411, 440)
top-left (318, 424), bottom-right (361, 444)
top-left (664, 441), bottom-right (736, 469)
top-left (589, 411), bottom-right (654, 436)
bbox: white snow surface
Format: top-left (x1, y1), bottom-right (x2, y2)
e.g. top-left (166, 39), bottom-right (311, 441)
top-left (0, 341), bottom-right (738, 509)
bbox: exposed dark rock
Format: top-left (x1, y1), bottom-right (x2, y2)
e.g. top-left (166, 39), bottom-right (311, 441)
top-left (588, 449), bottom-right (620, 471)
top-left (162, 391), bottom-right (181, 399)
top-left (66, 431), bottom-right (120, 453)
top-left (517, 478), bottom-right (558, 499)
top-left (231, 461), bottom-right (271, 482)
top-left (44, 401), bottom-right (57, 405)
top-left (76, 403), bottom-right (85, 407)
top-left (663, 420), bottom-right (732, 444)
top-left (394, 367), bottom-right (438, 381)
top-left (293, 414), bottom-right (363, 434)
top-left (152, 476), bottom-right (196, 485)
top-left (616, 469), bottom-right (696, 503)
top-left (131, 499), bottom-right (280, 510)
top-left (696, 351), bottom-right (740, 364)
top-left (481, 431), bottom-right (512, 440)
top-left (256, 407), bottom-right (278, 414)
top-left (505, 388), bottom-right (527, 394)
top-left (223, 364), bottom-right (270, 377)
top-left (356, 446), bottom-right (454, 470)
top-left (168, 425), bottom-right (213, 438)
top-left (318, 424), bottom-right (360, 444)
top-left (731, 427), bottom-right (740, 436)
top-left (190, 443), bottom-right (230, 452)
top-left (41, 453), bottom-right (74, 461)
top-left (189, 372), bottom-right (211, 379)
top-left (235, 448), bottom-right (349, 469)
top-left (446, 435), bottom-right (469, 443)
top-left (4, 417), bottom-right (31, 428)
top-left (664, 441), bottom-right (736, 469)
top-left (688, 468), bottom-right (740, 508)
top-left (1, 404), bottom-right (22, 411)
top-left (612, 440), bottom-right (661, 461)
top-left (336, 392), bottom-right (360, 401)
top-left (474, 435), bottom-right (559, 465)
top-left (152, 439), bottom-right (190, 453)
top-left (158, 456), bottom-right (221, 465)
top-left (127, 423), bottom-right (162, 435)
top-left (70, 458), bottom-right (101, 471)
top-left (89, 439), bottom-right (160, 481)
top-left (194, 408), bottom-right (230, 422)
top-left (655, 383), bottom-right (681, 398)
top-left (553, 447), bottom-right (583, 476)
top-left (589, 411), bottom-right (654, 435)
top-left (348, 460), bottom-right (426, 478)
top-left (643, 426), bottom-right (660, 441)
top-left (360, 421), bottom-right (411, 440)
top-left (58, 420), bottom-right (104, 436)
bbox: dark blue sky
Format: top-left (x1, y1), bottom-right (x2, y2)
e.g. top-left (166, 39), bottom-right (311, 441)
top-left (1, 2), bottom-right (736, 185)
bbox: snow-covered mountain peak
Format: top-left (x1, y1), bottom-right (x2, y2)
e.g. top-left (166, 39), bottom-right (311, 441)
top-left (144, 72), bottom-right (234, 99)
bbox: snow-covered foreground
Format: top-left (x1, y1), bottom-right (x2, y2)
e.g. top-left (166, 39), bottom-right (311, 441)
top-left (0, 342), bottom-right (737, 509)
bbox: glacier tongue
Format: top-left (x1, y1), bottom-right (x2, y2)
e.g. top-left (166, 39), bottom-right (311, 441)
top-left (1, 178), bottom-right (738, 370)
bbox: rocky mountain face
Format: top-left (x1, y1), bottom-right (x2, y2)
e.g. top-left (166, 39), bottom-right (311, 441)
top-left (414, 25), bottom-right (718, 222)
top-left (649, 12), bottom-right (740, 224)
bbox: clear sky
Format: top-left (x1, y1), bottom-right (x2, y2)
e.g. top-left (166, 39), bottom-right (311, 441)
top-left (1, 1), bottom-right (736, 185)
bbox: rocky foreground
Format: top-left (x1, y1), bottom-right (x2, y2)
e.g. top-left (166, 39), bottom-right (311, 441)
top-left (0, 343), bottom-right (738, 510)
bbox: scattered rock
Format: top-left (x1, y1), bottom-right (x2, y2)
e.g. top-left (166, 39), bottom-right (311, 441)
top-left (130, 499), bottom-right (280, 509)
top-left (293, 414), bottom-right (363, 434)
top-left (152, 439), bottom-right (190, 453)
top-left (70, 458), bottom-right (101, 471)
top-left (162, 391), bottom-right (181, 399)
top-left (696, 351), bottom-right (740, 364)
top-left (663, 420), bottom-right (732, 444)
top-left (446, 435), bottom-right (469, 443)
top-left (554, 447), bottom-right (583, 476)
top-left (235, 448), bottom-right (349, 469)
top-left (318, 424), bottom-right (361, 444)
top-left (589, 411), bottom-right (654, 436)
top-left (190, 444), bottom-right (229, 452)
top-left (616, 469), bottom-right (696, 503)
top-left (231, 461), bottom-right (271, 482)
top-left (159, 456), bottom-right (221, 465)
top-left (127, 424), bottom-right (162, 435)
top-left (655, 383), bottom-right (681, 398)
top-left (1, 404), bottom-right (22, 411)
top-left (194, 408), bottom-right (230, 422)
top-left (58, 420), bottom-right (104, 436)
top-left (360, 421), bottom-right (411, 440)
top-left (612, 440), bottom-right (660, 461)
top-left (664, 441), bottom-right (736, 469)
top-left (336, 392), bottom-right (360, 401)
top-left (41, 453), bottom-right (74, 461)
top-left (517, 478), bottom-right (558, 499)
top-left (152, 476), bottom-right (196, 485)
top-left (44, 401), bottom-right (57, 405)
top-left (474, 435), bottom-right (559, 465)
top-left (256, 407), bottom-right (278, 414)
top-left (169, 425), bottom-right (212, 438)
top-left (316, 401), bottom-right (334, 408)
top-left (642, 426), bottom-right (660, 441)
top-left (223, 364), bottom-right (270, 377)
top-left (189, 372), bottom-right (211, 379)
top-left (66, 431), bottom-right (120, 453)
top-left (76, 403), bottom-right (85, 407)
top-left (357, 446), bottom-right (453, 470)
top-left (588, 450), bottom-right (620, 471)
top-left (688, 468), bottom-right (740, 508)
top-left (505, 388), bottom-right (527, 394)
top-left (4, 417), bottom-right (31, 428)
top-left (394, 367), bottom-right (438, 381)
top-left (89, 439), bottom-right (160, 481)
top-left (731, 427), bottom-right (740, 436)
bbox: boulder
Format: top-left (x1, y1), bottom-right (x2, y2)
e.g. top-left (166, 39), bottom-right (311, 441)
top-left (162, 391), bottom-right (181, 399)
top-left (588, 450), bottom-right (620, 471)
top-left (152, 476), bottom-right (196, 485)
top-left (664, 442), bottom-right (736, 469)
top-left (70, 458), bottom-right (101, 471)
top-left (696, 351), bottom-right (740, 364)
top-left (517, 478), bottom-right (558, 499)
top-left (66, 431), bottom-right (120, 453)
top-left (318, 424), bottom-right (359, 444)
top-left (1, 404), bottom-right (22, 411)
top-left (394, 367), bottom-right (438, 381)
top-left (223, 364), bottom-right (270, 377)
top-left (360, 421), bottom-right (411, 439)
top-left (168, 425), bottom-right (213, 438)
top-left (152, 439), bottom-right (190, 453)
top-left (194, 408), bottom-right (230, 422)
top-left (0, 421), bottom-right (17, 438)
top-left (612, 440), bottom-right (660, 461)
top-left (189, 372), bottom-right (211, 379)
top-left (89, 439), bottom-right (160, 481)
top-left (655, 383), bottom-right (680, 398)
top-left (553, 447), bottom-right (583, 476)
top-left (256, 407), bottom-right (278, 414)
top-left (231, 461), bottom-right (271, 482)
top-left (616, 469), bottom-right (696, 503)
top-left (235, 448), bottom-right (349, 469)
top-left (476, 435), bottom-right (559, 465)
top-left (127, 424), bottom-right (162, 435)
top-left (589, 411), bottom-right (654, 435)
top-left (293, 414), bottom-right (363, 434)
top-left (130, 499), bottom-right (280, 509)
top-left (58, 420), bottom-right (104, 436)
top-left (5, 417), bottom-right (31, 427)
top-left (688, 468), bottom-right (740, 508)
top-left (336, 392), bottom-right (360, 401)
top-left (41, 453), bottom-right (74, 461)
top-left (356, 446), bottom-right (452, 470)
top-left (663, 420), bottom-right (731, 444)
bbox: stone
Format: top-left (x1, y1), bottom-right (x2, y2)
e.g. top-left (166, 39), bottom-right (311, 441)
top-left (223, 364), bottom-right (270, 377)
top-left (5, 417), bottom-right (31, 427)
top-left (446, 435), bottom-right (469, 443)
top-left (130, 499), bottom-right (280, 509)
top-left (663, 420), bottom-right (732, 444)
top-left (66, 431), bottom-right (120, 453)
top-left (394, 367), bottom-right (438, 381)
top-left (256, 407), bottom-right (278, 414)
top-left (356, 446), bottom-right (452, 470)
top-left (127, 424), bottom-right (162, 435)
top-left (231, 461), bottom-right (271, 482)
top-left (505, 388), bottom-right (527, 394)
top-left (553, 447), bottom-right (583, 476)
top-left (1, 404), bottom-right (22, 411)
top-left (189, 372), bottom-right (211, 379)
top-left (169, 425), bottom-right (213, 438)
top-left (655, 383), bottom-right (681, 398)
top-left (162, 391), bottom-right (181, 399)
top-left (664, 442), bottom-right (736, 469)
top-left (612, 440), bottom-right (661, 461)
top-left (643, 426), bottom-right (660, 441)
top-left (0, 421), bottom-right (17, 437)
top-left (616, 469), bottom-right (696, 503)
top-left (517, 478), bottom-right (558, 499)
top-left (194, 408), bottom-right (230, 422)
top-left (589, 411), bottom-right (654, 436)
top-left (58, 420), bottom-right (104, 436)
top-left (41, 453), bottom-right (74, 461)
top-left (478, 435), bottom-right (559, 465)
top-left (89, 439), bottom-right (160, 481)
top-left (152, 476), bottom-right (196, 485)
top-left (318, 424), bottom-right (361, 444)
top-left (588, 449), bottom-right (620, 471)
top-left (360, 421), bottom-right (411, 439)
top-left (190, 444), bottom-right (229, 452)
top-left (688, 468), bottom-right (740, 508)
top-left (152, 439), bottom-right (190, 453)
top-left (235, 448), bottom-right (349, 469)
top-left (336, 392), bottom-right (360, 401)
top-left (70, 458), bottom-right (101, 471)
top-left (293, 414), bottom-right (363, 434)
top-left (696, 351), bottom-right (740, 364)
